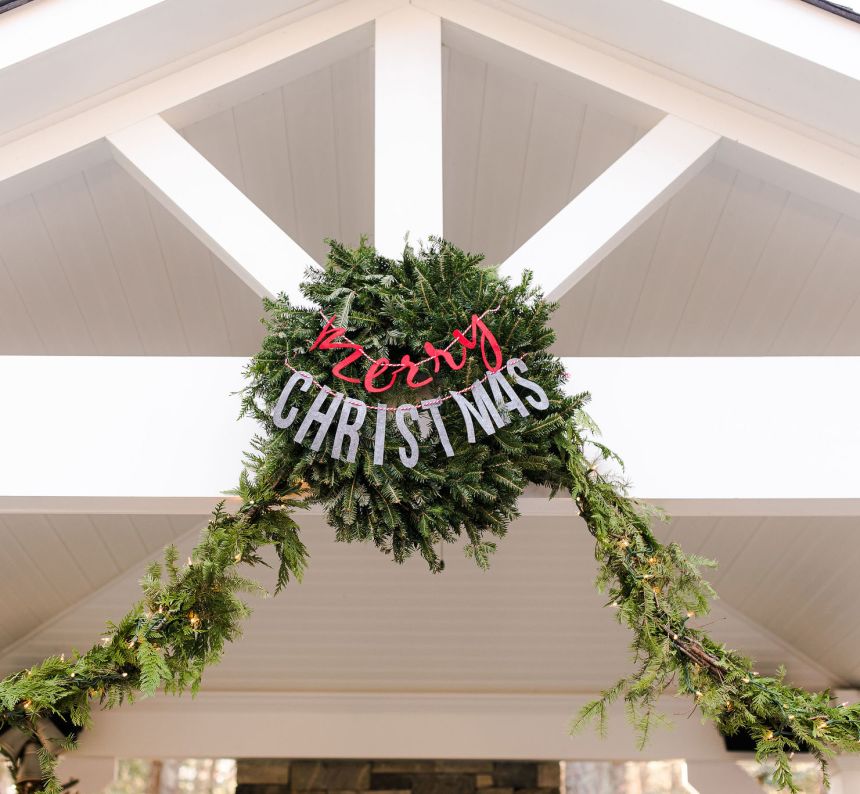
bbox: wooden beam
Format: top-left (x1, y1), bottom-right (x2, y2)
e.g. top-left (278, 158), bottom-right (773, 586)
top-left (0, 0), bottom-right (399, 196)
top-left (108, 115), bottom-right (314, 303)
top-left (3, 356), bottom-right (860, 514)
top-left (685, 762), bottom-right (764, 794)
top-left (500, 115), bottom-right (719, 300)
top-left (374, 6), bottom-right (443, 256)
top-left (419, 0), bottom-right (860, 199)
top-left (73, 691), bottom-right (732, 761)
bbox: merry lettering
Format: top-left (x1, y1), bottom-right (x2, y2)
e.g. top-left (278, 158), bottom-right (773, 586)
top-left (309, 312), bottom-right (504, 394)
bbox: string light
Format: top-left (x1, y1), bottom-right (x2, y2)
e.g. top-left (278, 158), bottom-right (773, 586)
top-left (686, 611), bottom-right (696, 618)
top-left (188, 611), bottom-right (201, 629)
top-left (618, 538), bottom-right (630, 549)
top-left (647, 556), bottom-right (657, 565)
top-left (764, 730), bottom-right (774, 740)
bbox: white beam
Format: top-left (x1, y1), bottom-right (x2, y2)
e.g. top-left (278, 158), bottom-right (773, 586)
top-left (374, 6), bottom-right (443, 256)
top-left (55, 757), bottom-right (116, 794)
top-left (500, 115), bottom-right (719, 300)
top-left (3, 357), bottom-right (860, 514)
top-left (418, 0), bottom-right (860, 198)
top-left (74, 691), bottom-right (731, 761)
top-left (0, 0), bottom-right (164, 71)
top-left (108, 115), bottom-right (313, 303)
top-left (0, 0), bottom-right (399, 192)
top-left (684, 762), bottom-right (761, 794)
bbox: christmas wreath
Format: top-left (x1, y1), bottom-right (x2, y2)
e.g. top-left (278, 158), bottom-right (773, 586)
top-left (240, 240), bottom-right (573, 572)
top-left (0, 239), bottom-right (857, 794)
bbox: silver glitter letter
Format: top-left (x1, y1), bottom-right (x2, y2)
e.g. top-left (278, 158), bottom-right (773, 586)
top-left (332, 398), bottom-right (367, 463)
top-left (272, 371), bottom-right (312, 429)
top-left (295, 388), bottom-right (344, 451)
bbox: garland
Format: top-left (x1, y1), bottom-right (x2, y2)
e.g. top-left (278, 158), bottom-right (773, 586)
top-left (0, 240), bottom-right (856, 794)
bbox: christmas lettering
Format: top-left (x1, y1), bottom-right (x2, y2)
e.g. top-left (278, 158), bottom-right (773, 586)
top-left (272, 359), bottom-right (549, 467)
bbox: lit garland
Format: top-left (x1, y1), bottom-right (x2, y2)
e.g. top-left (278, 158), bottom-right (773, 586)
top-left (0, 239), bottom-right (857, 794)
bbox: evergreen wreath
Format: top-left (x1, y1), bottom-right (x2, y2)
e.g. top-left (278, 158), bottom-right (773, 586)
top-left (240, 239), bottom-right (574, 572)
top-left (0, 239), bottom-right (857, 794)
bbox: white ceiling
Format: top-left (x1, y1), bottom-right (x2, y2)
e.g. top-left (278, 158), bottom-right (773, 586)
top-left (553, 158), bottom-right (860, 356)
top-left (0, 38), bottom-right (857, 357)
top-left (0, 514), bottom-right (202, 651)
top-left (0, 514), bottom-right (841, 693)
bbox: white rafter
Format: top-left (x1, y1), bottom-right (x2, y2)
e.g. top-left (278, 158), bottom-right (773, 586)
top-left (108, 115), bottom-right (314, 302)
top-left (417, 0), bottom-right (860, 199)
top-left (374, 5), bottom-right (443, 256)
top-left (500, 115), bottom-right (719, 300)
top-left (0, 0), bottom-right (401, 200)
top-left (3, 356), bottom-right (860, 515)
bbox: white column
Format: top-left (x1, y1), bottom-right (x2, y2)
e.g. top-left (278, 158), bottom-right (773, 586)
top-left (374, 6), bottom-right (443, 257)
top-left (684, 761), bottom-right (762, 794)
top-left (500, 115), bottom-right (719, 300)
top-left (108, 115), bottom-right (315, 304)
top-left (56, 756), bottom-right (116, 794)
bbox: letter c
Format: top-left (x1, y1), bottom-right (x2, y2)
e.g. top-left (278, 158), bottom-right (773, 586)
top-left (273, 371), bottom-right (313, 428)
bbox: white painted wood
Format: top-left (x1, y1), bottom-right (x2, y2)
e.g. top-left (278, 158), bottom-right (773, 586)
top-left (685, 762), bottom-right (762, 794)
top-left (374, 6), bottom-right (443, 256)
top-left (0, 0), bottom-right (164, 71)
top-left (549, 160), bottom-right (860, 357)
top-left (0, 0), bottom-right (396, 192)
top-left (3, 357), bottom-right (860, 510)
top-left (72, 691), bottom-right (734, 760)
top-left (419, 0), bottom-right (860, 198)
top-left (501, 115), bottom-right (719, 300)
top-left (108, 115), bottom-right (315, 304)
top-left (55, 757), bottom-right (116, 794)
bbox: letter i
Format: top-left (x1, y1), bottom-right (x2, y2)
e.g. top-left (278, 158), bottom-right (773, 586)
top-left (373, 405), bottom-right (387, 465)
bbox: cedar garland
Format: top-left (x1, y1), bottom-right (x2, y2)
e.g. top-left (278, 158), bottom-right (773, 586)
top-left (0, 240), bottom-right (855, 794)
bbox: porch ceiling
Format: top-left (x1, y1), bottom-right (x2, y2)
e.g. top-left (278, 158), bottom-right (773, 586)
top-left (0, 513), bottom-right (845, 694)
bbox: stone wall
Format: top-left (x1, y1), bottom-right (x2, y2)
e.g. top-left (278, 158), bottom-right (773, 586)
top-left (236, 760), bottom-right (561, 794)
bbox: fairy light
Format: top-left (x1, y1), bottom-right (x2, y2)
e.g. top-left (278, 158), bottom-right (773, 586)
top-left (188, 611), bottom-right (201, 629)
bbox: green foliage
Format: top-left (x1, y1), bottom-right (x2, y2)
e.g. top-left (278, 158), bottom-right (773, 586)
top-left (0, 239), bottom-right (855, 794)
top-left (240, 238), bottom-right (574, 572)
